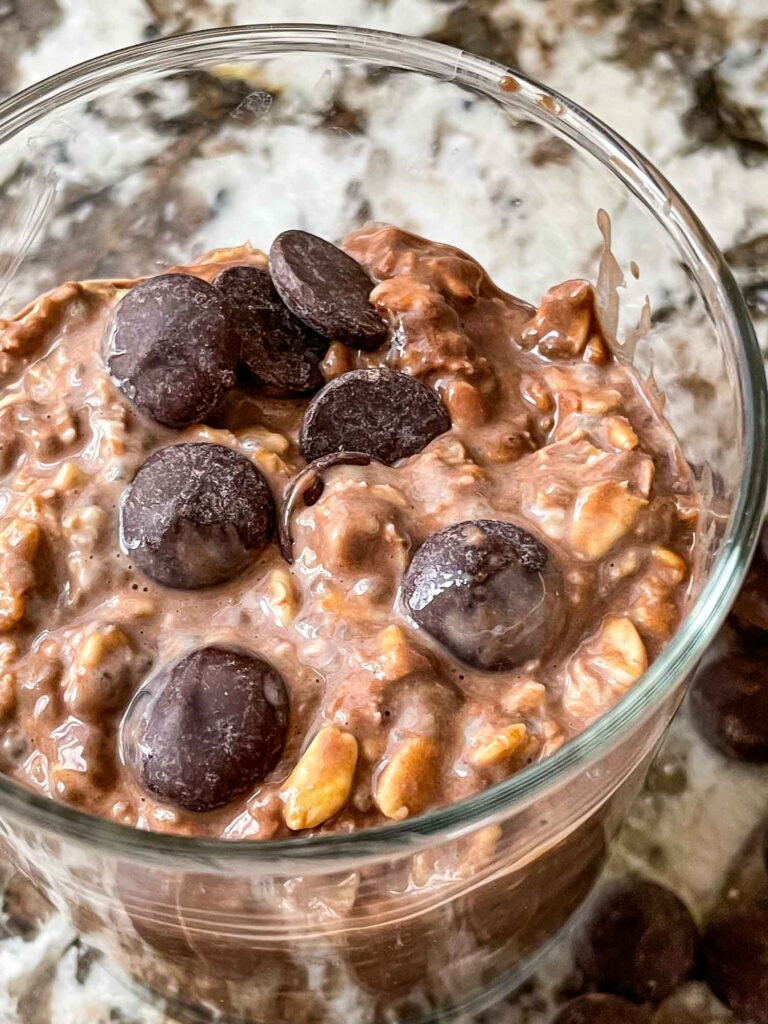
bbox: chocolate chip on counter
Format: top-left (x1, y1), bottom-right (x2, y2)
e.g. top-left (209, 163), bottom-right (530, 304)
top-left (731, 522), bottom-right (768, 633)
top-left (269, 230), bottom-right (388, 349)
top-left (689, 646), bottom-right (768, 762)
top-left (402, 519), bottom-right (563, 671)
top-left (104, 273), bottom-right (238, 428)
top-left (552, 994), bottom-right (650, 1024)
top-left (125, 645), bottom-right (288, 812)
top-left (299, 368), bottom-right (450, 465)
top-left (278, 451), bottom-right (374, 563)
top-left (574, 877), bottom-right (697, 1004)
top-left (701, 898), bottom-right (768, 1024)
top-left (213, 265), bottom-right (327, 396)
top-left (121, 443), bottom-right (275, 590)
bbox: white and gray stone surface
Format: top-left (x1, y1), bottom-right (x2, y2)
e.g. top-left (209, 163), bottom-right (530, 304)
top-left (0, 2), bottom-right (767, 1022)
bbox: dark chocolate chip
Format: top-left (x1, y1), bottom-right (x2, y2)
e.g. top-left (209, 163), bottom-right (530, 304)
top-left (125, 645), bottom-right (288, 812)
top-left (213, 265), bottom-right (327, 396)
top-left (689, 647), bottom-right (768, 762)
top-left (552, 995), bottom-right (650, 1024)
top-left (764, 821), bottom-right (768, 876)
top-left (299, 368), bottom-right (450, 465)
top-left (104, 273), bottom-right (238, 428)
top-left (701, 898), bottom-right (768, 1024)
top-left (401, 519), bottom-right (563, 671)
top-left (278, 451), bottom-right (374, 563)
top-left (575, 878), bottom-right (697, 1003)
top-left (269, 230), bottom-right (388, 349)
top-left (121, 442), bottom-right (275, 590)
top-left (732, 521), bottom-right (768, 632)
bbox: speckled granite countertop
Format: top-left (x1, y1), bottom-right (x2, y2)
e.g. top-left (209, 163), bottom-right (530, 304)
top-left (0, 2), bottom-right (767, 1022)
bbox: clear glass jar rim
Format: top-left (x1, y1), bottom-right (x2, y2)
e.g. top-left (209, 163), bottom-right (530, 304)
top-left (0, 23), bottom-right (764, 867)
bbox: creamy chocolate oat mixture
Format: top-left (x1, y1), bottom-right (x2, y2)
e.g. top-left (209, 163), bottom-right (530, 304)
top-left (0, 226), bottom-right (697, 840)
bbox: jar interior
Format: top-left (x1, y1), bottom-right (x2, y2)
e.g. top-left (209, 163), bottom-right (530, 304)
top-left (0, 32), bottom-right (760, 856)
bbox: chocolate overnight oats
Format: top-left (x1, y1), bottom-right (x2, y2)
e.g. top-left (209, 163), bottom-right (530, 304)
top-left (0, 225), bottom-right (698, 841)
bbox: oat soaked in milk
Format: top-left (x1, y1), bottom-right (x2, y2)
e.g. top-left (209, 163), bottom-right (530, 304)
top-left (0, 226), bottom-right (697, 839)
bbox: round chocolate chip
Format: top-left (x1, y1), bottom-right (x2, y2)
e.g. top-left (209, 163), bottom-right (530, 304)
top-left (213, 265), bottom-right (327, 396)
top-left (732, 523), bottom-right (768, 632)
top-left (689, 646), bottom-right (768, 762)
top-left (552, 995), bottom-right (649, 1024)
top-left (125, 645), bottom-right (288, 812)
top-left (701, 899), bottom-right (768, 1024)
top-left (299, 368), bottom-right (450, 465)
top-left (269, 230), bottom-right (387, 349)
top-left (104, 273), bottom-right (238, 428)
top-left (401, 519), bottom-right (563, 671)
top-left (121, 443), bottom-right (275, 590)
top-left (575, 878), bottom-right (697, 1004)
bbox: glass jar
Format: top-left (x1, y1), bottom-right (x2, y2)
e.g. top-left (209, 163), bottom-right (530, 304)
top-left (0, 25), bottom-right (764, 1024)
